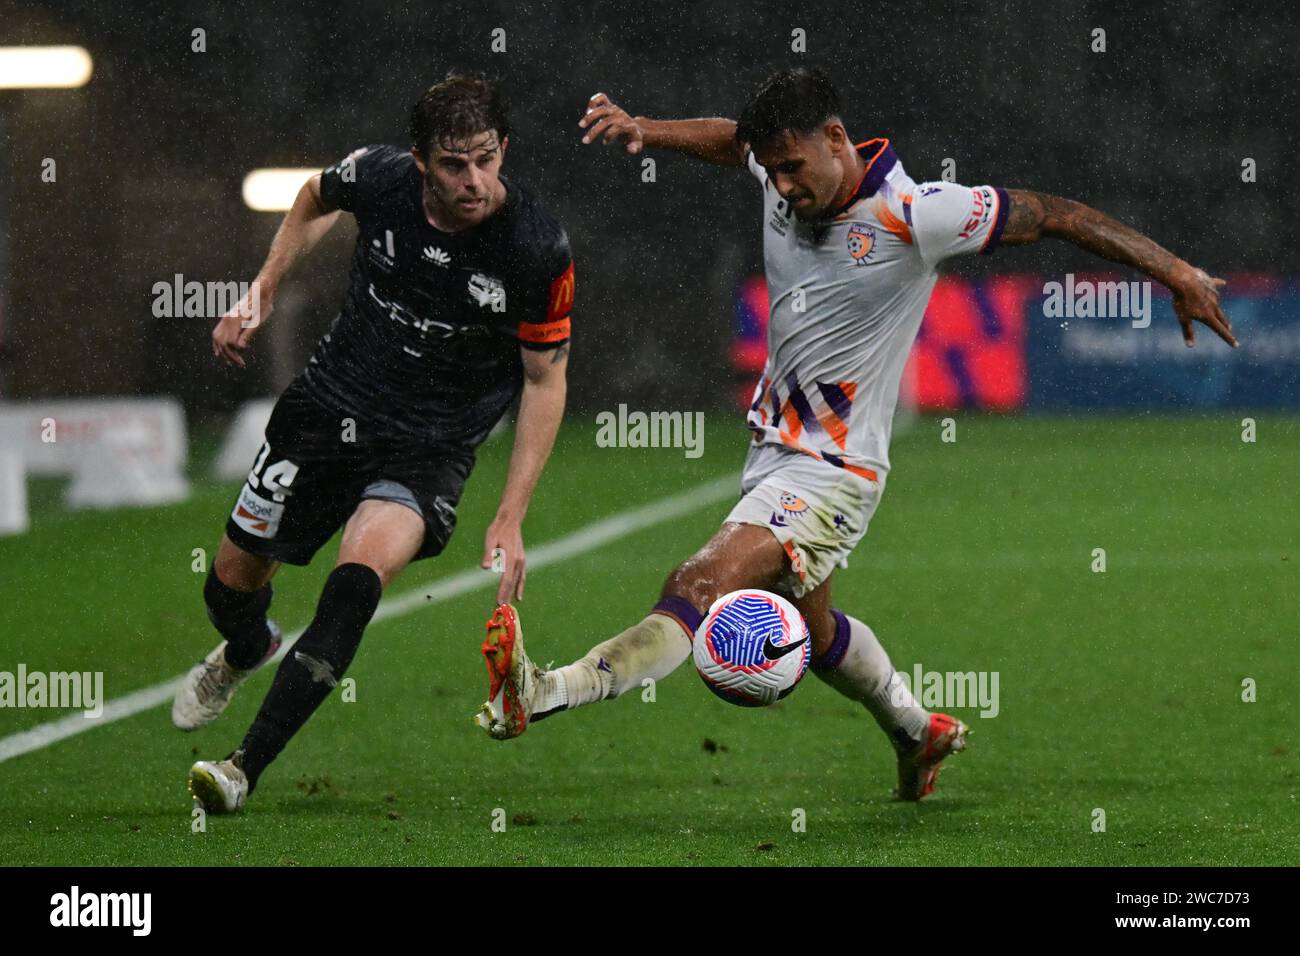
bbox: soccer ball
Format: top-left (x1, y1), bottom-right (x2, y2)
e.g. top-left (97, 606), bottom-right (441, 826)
top-left (693, 589), bottom-right (811, 707)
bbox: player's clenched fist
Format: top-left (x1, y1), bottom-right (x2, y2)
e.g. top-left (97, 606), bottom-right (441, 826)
top-left (579, 92), bottom-right (644, 153)
top-left (212, 286), bottom-right (271, 368)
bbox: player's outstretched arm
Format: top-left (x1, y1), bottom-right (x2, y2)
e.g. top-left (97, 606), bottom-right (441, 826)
top-left (481, 344), bottom-right (569, 604)
top-left (212, 174), bottom-right (342, 367)
top-left (1000, 189), bottom-right (1238, 348)
top-left (579, 93), bottom-right (745, 167)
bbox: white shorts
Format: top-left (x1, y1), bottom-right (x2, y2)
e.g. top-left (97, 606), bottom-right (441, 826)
top-left (725, 442), bottom-right (884, 598)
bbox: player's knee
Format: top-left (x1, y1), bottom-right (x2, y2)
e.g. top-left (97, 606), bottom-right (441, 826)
top-left (335, 518), bottom-right (417, 588)
top-left (212, 552), bottom-right (252, 591)
top-left (661, 557), bottom-right (719, 612)
top-left (213, 538), bottom-right (274, 592)
top-left (338, 556), bottom-right (403, 590)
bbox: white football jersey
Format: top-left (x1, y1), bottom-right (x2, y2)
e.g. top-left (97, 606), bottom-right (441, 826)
top-left (744, 140), bottom-right (1008, 481)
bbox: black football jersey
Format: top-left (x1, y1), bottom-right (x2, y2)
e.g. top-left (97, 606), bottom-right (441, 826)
top-left (301, 144), bottom-right (574, 446)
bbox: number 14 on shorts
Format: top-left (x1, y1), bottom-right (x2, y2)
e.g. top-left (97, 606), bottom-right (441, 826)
top-left (231, 442), bottom-right (300, 539)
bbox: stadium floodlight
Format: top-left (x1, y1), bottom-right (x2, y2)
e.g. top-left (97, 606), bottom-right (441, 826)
top-left (0, 45), bottom-right (93, 395)
top-left (0, 46), bottom-right (93, 89)
top-left (241, 168), bottom-right (317, 211)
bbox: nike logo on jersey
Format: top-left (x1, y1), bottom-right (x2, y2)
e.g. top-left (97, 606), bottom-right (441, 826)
top-left (762, 635), bottom-right (808, 660)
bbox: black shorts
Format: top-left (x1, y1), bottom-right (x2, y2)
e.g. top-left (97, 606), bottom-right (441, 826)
top-left (224, 379), bottom-right (476, 566)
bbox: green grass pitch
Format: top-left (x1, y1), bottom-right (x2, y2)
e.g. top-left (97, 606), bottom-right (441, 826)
top-left (1, 414), bottom-right (1296, 866)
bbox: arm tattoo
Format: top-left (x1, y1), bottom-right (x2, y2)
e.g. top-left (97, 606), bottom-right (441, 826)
top-left (549, 342), bottom-right (570, 365)
top-left (1003, 189), bottom-right (1180, 285)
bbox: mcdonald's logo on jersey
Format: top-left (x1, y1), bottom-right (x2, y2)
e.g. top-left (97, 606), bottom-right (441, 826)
top-left (547, 260), bottom-right (576, 322)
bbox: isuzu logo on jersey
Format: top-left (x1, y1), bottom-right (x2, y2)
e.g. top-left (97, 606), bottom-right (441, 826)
top-left (846, 222), bottom-right (876, 264)
top-left (958, 186), bottom-right (995, 240)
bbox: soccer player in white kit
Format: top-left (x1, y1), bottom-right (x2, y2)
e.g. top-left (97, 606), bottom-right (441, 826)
top-left (476, 68), bottom-right (1237, 800)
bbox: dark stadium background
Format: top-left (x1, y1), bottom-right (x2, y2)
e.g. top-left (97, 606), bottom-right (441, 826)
top-left (0, 0), bottom-right (1295, 416)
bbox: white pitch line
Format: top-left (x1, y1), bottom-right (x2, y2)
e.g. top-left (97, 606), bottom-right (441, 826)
top-left (0, 472), bottom-right (740, 765)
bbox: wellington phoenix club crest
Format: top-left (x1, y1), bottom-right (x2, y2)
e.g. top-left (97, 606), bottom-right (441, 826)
top-left (846, 222), bottom-right (876, 264)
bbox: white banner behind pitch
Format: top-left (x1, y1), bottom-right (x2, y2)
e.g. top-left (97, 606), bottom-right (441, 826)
top-left (0, 399), bottom-right (190, 533)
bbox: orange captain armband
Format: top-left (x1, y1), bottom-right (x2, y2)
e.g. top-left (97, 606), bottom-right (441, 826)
top-left (517, 315), bottom-right (571, 345)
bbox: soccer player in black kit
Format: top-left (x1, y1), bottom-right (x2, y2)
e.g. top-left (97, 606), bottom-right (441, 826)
top-left (175, 74), bottom-right (575, 813)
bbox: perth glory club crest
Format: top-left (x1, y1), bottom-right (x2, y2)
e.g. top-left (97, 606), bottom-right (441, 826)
top-left (846, 222), bottom-right (876, 264)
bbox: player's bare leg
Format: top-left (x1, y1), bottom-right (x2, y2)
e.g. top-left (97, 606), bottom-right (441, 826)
top-left (172, 535), bottom-right (284, 730)
top-left (235, 501), bottom-right (419, 778)
top-left (214, 533), bottom-right (280, 591)
top-left (793, 579), bottom-right (968, 801)
top-left (191, 501), bottom-right (421, 811)
top-left (332, 498), bottom-right (427, 587)
top-left (563, 522), bottom-right (789, 698)
top-left (792, 577), bottom-right (930, 751)
top-left (476, 513), bottom-right (966, 798)
top-left (477, 522), bottom-right (789, 738)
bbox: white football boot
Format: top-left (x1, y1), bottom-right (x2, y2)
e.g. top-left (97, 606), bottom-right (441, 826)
top-left (188, 751), bottom-right (249, 814)
top-left (172, 622), bottom-right (282, 731)
top-left (474, 604), bottom-right (545, 740)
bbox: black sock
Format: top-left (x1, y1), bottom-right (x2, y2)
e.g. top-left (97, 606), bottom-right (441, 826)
top-left (204, 569), bottom-right (274, 670)
top-left (239, 563), bottom-right (382, 791)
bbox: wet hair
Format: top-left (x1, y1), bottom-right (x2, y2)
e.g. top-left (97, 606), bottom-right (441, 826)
top-left (734, 67), bottom-right (842, 149)
top-left (409, 72), bottom-right (510, 155)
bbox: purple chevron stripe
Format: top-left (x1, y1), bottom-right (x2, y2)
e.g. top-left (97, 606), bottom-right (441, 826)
top-left (816, 381), bottom-right (853, 423)
top-left (783, 374), bottom-right (820, 433)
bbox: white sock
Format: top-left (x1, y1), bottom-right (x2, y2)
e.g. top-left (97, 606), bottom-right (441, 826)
top-left (543, 612), bottom-right (692, 711)
top-left (815, 613), bottom-right (929, 750)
